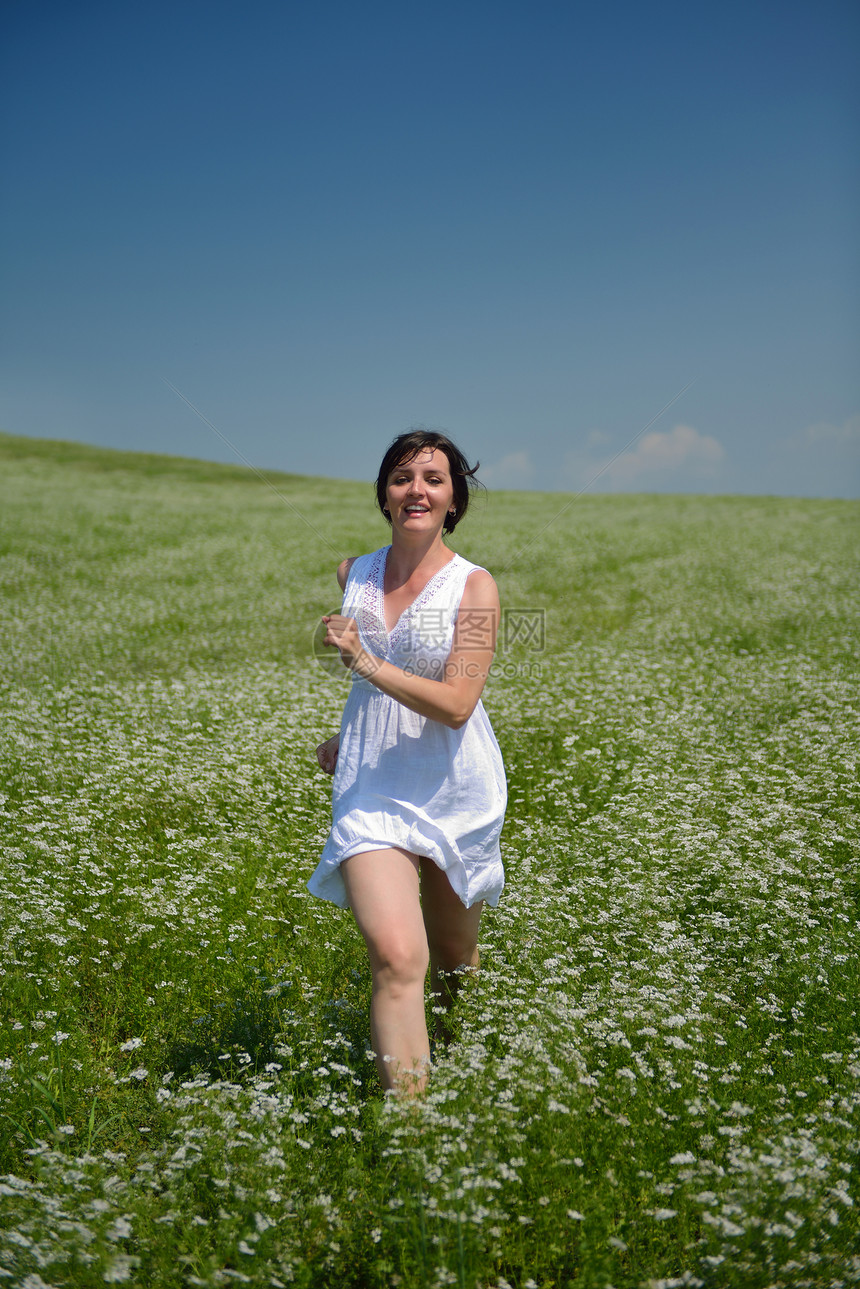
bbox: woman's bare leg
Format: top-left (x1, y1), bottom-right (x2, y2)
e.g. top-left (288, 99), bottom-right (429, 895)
top-left (341, 848), bottom-right (431, 1094)
top-left (420, 859), bottom-right (483, 1045)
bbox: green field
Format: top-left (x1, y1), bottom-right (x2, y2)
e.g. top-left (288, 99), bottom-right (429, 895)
top-left (0, 429), bottom-right (858, 1288)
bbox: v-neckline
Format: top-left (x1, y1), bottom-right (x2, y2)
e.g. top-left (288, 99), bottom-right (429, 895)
top-left (379, 546), bottom-right (459, 638)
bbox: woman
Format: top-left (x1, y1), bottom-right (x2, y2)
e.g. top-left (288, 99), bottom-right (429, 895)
top-left (308, 430), bottom-right (507, 1095)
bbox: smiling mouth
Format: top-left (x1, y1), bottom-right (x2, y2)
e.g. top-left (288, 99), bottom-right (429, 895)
top-left (404, 506), bottom-right (429, 513)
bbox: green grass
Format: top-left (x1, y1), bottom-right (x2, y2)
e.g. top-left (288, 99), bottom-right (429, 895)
top-left (0, 429), bottom-right (858, 1288)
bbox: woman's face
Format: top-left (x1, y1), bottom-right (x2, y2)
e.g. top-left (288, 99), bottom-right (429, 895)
top-left (385, 448), bottom-right (455, 535)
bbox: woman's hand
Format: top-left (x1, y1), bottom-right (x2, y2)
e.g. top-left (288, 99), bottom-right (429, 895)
top-left (321, 615), bottom-right (379, 678)
top-left (316, 733), bottom-right (340, 776)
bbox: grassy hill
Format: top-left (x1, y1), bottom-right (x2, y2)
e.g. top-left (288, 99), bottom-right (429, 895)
top-left (0, 431), bottom-right (858, 1288)
top-left (2, 429), bottom-right (855, 683)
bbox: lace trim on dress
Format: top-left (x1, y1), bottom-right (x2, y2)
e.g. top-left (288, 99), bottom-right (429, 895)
top-left (379, 549), bottom-right (463, 652)
top-left (356, 548), bottom-right (390, 658)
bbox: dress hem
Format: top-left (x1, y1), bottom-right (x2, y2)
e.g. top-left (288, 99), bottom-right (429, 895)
top-left (307, 840), bottom-right (504, 912)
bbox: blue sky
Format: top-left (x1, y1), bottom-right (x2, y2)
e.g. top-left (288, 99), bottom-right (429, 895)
top-left (2, 0), bottom-right (858, 496)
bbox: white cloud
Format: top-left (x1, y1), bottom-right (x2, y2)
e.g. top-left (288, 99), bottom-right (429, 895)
top-left (603, 424), bottom-right (725, 486)
top-left (480, 449), bottom-right (536, 490)
top-left (478, 418), bottom-right (859, 497)
top-left (797, 414), bottom-right (860, 451)
top-left (565, 424), bottom-right (726, 492)
top-left (774, 414), bottom-right (860, 498)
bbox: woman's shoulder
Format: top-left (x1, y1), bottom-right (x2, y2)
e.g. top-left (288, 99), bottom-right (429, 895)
top-left (459, 564), bottom-right (498, 602)
top-left (450, 556), bottom-right (499, 610)
top-left (452, 552), bottom-right (494, 582)
top-left (336, 547), bottom-right (388, 591)
top-left (336, 558), bottom-right (355, 591)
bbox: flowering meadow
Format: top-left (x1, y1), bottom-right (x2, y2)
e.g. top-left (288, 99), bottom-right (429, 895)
top-left (0, 430), bottom-right (858, 1289)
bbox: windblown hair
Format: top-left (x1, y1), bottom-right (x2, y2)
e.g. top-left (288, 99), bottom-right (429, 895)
top-left (375, 429), bottom-right (483, 534)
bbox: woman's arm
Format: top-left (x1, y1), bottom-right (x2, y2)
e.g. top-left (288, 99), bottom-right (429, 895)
top-left (321, 569), bottom-right (500, 730)
top-left (313, 559), bottom-right (355, 775)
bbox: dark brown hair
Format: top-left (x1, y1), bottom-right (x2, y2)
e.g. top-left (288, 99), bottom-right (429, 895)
top-left (375, 430), bottom-right (483, 534)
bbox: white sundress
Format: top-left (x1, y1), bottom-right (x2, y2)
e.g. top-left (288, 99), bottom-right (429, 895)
top-left (308, 545), bottom-right (507, 910)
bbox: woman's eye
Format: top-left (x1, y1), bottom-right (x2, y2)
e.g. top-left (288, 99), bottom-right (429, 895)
top-left (391, 475), bottom-right (444, 484)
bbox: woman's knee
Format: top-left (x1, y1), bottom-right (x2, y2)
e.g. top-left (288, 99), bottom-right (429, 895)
top-left (368, 933), bottom-right (429, 988)
top-left (426, 931), bottom-right (479, 974)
